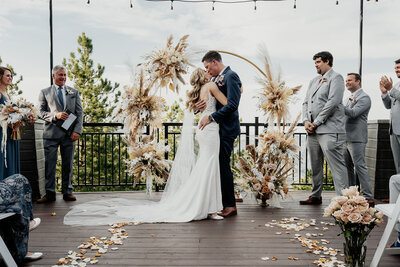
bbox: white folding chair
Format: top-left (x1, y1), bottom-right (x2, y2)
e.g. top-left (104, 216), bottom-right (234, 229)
top-left (370, 194), bottom-right (400, 267)
top-left (0, 213), bottom-right (17, 267)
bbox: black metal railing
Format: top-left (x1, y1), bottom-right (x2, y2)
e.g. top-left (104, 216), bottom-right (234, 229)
top-left (72, 118), bottom-right (332, 189)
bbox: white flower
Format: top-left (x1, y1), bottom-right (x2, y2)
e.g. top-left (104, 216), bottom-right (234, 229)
top-left (267, 182), bottom-right (275, 190)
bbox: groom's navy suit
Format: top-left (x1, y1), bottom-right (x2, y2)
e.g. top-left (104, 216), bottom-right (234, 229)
top-left (211, 66), bottom-right (241, 208)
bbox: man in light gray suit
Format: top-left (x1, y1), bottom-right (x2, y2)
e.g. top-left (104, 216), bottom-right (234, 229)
top-left (381, 58), bottom-right (400, 174)
top-left (37, 65), bottom-right (83, 203)
top-left (300, 51), bottom-right (348, 205)
top-left (343, 73), bottom-right (374, 206)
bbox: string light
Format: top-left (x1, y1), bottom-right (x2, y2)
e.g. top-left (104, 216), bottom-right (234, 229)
top-left (84, 0), bottom-right (381, 10)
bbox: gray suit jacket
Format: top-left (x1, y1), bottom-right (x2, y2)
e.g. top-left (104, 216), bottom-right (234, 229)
top-left (302, 69), bottom-right (346, 134)
top-left (38, 85), bottom-right (83, 139)
top-left (382, 81), bottom-right (400, 135)
top-left (344, 88), bottom-right (371, 143)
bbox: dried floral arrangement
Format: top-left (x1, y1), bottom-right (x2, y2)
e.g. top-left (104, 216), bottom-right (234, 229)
top-left (234, 52), bottom-right (302, 207)
top-left (140, 35), bottom-right (193, 93)
top-left (115, 35), bottom-right (193, 193)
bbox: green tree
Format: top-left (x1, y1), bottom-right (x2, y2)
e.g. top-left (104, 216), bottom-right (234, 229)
top-left (63, 32), bottom-right (120, 123)
top-left (0, 57), bottom-right (23, 96)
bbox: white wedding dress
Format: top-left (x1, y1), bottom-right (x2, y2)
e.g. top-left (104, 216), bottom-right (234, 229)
top-left (64, 92), bottom-right (222, 225)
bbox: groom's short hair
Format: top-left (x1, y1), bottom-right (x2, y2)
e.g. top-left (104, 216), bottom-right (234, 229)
top-left (202, 51), bottom-right (222, 63)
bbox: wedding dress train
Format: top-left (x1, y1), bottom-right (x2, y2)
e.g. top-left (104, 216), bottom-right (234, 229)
top-left (64, 94), bottom-right (222, 225)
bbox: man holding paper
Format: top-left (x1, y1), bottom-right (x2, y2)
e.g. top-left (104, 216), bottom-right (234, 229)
top-left (37, 65), bottom-right (83, 203)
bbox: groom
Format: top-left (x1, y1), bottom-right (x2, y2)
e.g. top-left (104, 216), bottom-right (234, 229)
top-left (198, 50), bottom-right (242, 217)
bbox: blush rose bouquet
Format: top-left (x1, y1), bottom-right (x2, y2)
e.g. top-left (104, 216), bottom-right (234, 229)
top-left (323, 186), bottom-right (384, 267)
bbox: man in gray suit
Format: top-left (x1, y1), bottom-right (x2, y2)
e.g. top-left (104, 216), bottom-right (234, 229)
top-left (300, 51), bottom-right (348, 205)
top-left (37, 65), bottom-right (83, 203)
top-left (381, 58), bottom-right (400, 174)
top-left (343, 73), bottom-right (374, 206)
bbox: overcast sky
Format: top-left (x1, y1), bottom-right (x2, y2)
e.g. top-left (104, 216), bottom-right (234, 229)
top-left (0, 0), bottom-right (399, 123)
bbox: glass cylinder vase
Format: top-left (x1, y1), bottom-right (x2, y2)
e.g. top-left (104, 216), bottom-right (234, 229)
top-left (343, 242), bottom-right (366, 267)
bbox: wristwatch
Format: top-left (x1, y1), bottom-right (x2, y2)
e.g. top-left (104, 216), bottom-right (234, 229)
top-left (208, 115), bottom-right (214, 122)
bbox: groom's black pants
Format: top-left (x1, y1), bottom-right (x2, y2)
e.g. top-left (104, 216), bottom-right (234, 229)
top-left (219, 136), bottom-right (236, 208)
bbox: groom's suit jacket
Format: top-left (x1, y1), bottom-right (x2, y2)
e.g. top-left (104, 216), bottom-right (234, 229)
top-left (211, 66), bottom-right (242, 138)
top-left (38, 85), bottom-right (83, 139)
top-left (302, 69), bottom-right (346, 134)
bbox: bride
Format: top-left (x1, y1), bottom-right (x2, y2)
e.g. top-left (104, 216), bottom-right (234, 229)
top-left (64, 68), bottom-right (229, 225)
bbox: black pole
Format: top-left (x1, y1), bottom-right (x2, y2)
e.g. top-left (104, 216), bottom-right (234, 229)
top-left (359, 0), bottom-right (363, 77)
top-left (49, 0), bottom-right (54, 85)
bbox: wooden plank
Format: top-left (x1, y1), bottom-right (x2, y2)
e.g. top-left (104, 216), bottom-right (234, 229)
top-left (26, 191), bottom-right (400, 266)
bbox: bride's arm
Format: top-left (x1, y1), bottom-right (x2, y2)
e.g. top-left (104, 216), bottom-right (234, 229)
top-left (208, 83), bottom-right (227, 106)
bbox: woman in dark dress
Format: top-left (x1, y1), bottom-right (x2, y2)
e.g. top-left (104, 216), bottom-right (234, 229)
top-left (0, 66), bottom-right (20, 180)
top-left (0, 67), bottom-right (42, 264)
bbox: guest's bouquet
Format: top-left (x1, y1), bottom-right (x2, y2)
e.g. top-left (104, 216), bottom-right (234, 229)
top-left (139, 35), bottom-right (193, 93)
top-left (323, 186), bottom-right (384, 267)
top-left (0, 97), bottom-right (38, 164)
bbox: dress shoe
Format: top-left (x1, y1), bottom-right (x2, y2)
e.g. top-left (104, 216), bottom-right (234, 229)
top-left (366, 198), bottom-right (375, 207)
top-left (25, 252), bottom-right (43, 261)
top-left (218, 207), bottom-right (238, 217)
top-left (29, 218), bottom-right (41, 231)
top-left (208, 213), bottom-right (224, 220)
top-left (36, 194), bottom-right (56, 204)
top-left (299, 196), bottom-right (322, 205)
top-left (63, 194), bottom-right (77, 201)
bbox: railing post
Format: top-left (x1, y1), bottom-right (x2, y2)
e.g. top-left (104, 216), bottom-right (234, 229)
top-left (255, 117), bottom-right (259, 147)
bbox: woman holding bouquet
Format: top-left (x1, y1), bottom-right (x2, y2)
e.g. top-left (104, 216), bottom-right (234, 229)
top-left (0, 66), bottom-right (20, 180)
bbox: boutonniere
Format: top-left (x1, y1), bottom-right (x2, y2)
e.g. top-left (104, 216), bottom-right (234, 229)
top-left (66, 89), bottom-right (74, 96)
top-left (215, 75), bottom-right (225, 86)
top-left (321, 77), bottom-right (328, 84)
top-left (349, 96), bottom-right (356, 104)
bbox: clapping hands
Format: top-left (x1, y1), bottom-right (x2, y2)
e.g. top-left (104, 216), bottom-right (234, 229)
top-left (380, 75), bottom-right (393, 94)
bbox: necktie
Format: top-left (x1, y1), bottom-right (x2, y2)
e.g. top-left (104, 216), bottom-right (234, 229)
top-left (57, 86), bottom-right (64, 109)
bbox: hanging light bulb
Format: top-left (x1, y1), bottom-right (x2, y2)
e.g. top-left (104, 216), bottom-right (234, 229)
top-left (87, 0), bottom-right (90, 4)
top-left (293, 0), bottom-right (296, 9)
top-left (130, 0), bottom-right (133, 8)
top-left (171, 0), bottom-right (173, 10)
top-left (212, 1), bottom-right (215, 11)
top-left (254, 0), bottom-right (257, 10)
top-left (336, 0), bottom-right (339, 5)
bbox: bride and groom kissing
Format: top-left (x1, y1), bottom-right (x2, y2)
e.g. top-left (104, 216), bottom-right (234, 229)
top-left (64, 50), bottom-right (242, 225)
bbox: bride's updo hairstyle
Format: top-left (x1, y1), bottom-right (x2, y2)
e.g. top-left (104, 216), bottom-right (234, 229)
top-left (186, 68), bottom-right (209, 111)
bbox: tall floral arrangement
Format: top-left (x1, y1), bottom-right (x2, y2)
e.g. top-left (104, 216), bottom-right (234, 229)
top-left (115, 35), bottom-right (193, 193)
top-left (140, 35), bottom-right (193, 93)
top-left (323, 186), bottom-right (384, 267)
top-left (235, 52), bottom-right (302, 207)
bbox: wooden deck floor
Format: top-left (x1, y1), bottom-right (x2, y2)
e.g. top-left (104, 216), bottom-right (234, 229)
top-left (26, 191), bottom-right (400, 267)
